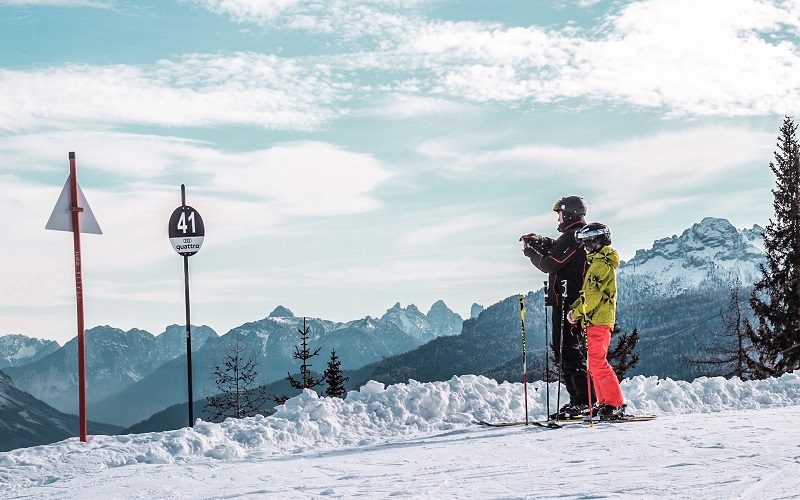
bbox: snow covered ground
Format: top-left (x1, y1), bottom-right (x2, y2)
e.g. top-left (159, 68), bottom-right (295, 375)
top-left (2, 374), bottom-right (799, 499)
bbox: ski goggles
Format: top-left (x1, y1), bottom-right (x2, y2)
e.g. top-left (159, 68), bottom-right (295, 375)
top-left (576, 227), bottom-right (610, 241)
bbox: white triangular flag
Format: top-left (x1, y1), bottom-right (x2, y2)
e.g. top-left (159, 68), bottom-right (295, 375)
top-left (45, 177), bottom-right (102, 235)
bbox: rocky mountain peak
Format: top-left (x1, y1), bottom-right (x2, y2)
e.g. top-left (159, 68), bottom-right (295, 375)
top-left (427, 300), bottom-right (451, 316)
top-left (619, 217), bottom-right (766, 300)
top-left (269, 306), bottom-right (295, 318)
top-left (470, 304), bottom-right (485, 319)
top-left (426, 300), bottom-right (463, 337)
top-left (405, 304), bottom-right (423, 316)
top-left (626, 217), bottom-right (763, 267)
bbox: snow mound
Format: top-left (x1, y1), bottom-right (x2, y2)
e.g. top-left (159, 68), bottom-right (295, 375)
top-left (1, 373), bottom-right (799, 489)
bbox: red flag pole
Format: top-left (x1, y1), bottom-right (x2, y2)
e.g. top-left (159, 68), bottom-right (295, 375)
top-left (68, 152), bottom-right (87, 442)
top-left (519, 295), bottom-right (528, 425)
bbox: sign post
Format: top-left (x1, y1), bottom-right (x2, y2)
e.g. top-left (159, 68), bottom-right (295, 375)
top-left (168, 185), bottom-right (205, 427)
top-left (46, 152), bottom-right (102, 443)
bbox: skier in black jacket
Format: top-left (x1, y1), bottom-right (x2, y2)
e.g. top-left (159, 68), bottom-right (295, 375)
top-left (520, 195), bottom-right (593, 419)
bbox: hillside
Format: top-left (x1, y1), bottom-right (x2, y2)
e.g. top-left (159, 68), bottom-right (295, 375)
top-left (0, 371), bottom-right (121, 452)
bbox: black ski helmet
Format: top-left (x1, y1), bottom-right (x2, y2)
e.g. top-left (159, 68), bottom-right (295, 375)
top-left (552, 196), bottom-right (587, 221)
top-left (576, 222), bottom-right (612, 247)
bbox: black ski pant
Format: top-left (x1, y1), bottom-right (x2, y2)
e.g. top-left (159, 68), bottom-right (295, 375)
top-left (551, 305), bottom-right (594, 407)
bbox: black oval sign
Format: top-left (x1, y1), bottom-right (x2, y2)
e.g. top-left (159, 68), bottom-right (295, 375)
top-left (168, 206), bottom-right (205, 256)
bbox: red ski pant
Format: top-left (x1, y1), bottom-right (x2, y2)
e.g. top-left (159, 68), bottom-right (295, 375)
top-left (586, 325), bottom-right (624, 407)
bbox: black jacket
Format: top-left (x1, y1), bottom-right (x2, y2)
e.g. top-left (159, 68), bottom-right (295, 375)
top-left (524, 219), bottom-right (587, 309)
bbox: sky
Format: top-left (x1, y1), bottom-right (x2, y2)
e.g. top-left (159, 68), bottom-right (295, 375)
top-left (1, 0), bottom-right (798, 344)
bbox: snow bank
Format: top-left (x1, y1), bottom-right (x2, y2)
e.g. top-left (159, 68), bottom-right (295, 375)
top-left (622, 372), bottom-right (800, 414)
top-left (1, 373), bottom-right (799, 489)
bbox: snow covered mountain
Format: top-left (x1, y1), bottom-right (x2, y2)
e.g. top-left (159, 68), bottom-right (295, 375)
top-left (0, 335), bottom-right (60, 369)
top-left (3, 325), bottom-right (217, 415)
top-left (0, 371), bottom-right (120, 452)
top-left (618, 217), bottom-right (765, 301)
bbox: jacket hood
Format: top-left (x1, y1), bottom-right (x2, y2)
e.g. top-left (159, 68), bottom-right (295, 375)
top-left (588, 246), bottom-right (620, 269)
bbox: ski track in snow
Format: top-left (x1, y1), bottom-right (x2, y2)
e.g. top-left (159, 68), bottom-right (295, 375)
top-left (1, 373), bottom-right (800, 499)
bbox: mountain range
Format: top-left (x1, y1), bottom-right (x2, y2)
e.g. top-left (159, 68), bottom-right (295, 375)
top-left (3, 325), bottom-right (217, 415)
top-left (1, 301), bottom-right (463, 427)
top-left (92, 302), bottom-right (462, 426)
top-left (617, 217), bottom-right (765, 301)
top-left (0, 216), bottom-right (767, 443)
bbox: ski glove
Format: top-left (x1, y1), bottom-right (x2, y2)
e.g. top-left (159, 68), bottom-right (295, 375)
top-left (519, 232), bottom-right (543, 243)
top-left (523, 245), bottom-right (540, 259)
top-left (566, 310), bottom-right (577, 325)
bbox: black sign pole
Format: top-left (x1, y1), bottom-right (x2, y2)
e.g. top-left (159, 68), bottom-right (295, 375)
top-left (181, 185), bottom-right (194, 427)
top-left (168, 186), bottom-right (204, 428)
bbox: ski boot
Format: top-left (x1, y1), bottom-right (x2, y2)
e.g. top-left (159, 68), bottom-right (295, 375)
top-left (585, 403), bottom-right (627, 422)
top-left (550, 403), bottom-right (589, 421)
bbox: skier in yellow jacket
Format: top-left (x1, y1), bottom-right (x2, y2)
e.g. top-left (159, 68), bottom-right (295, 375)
top-left (566, 222), bottom-right (626, 420)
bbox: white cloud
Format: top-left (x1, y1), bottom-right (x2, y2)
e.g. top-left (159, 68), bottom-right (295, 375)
top-left (0, 0), bottom-right (110, 6)
top-left (363, 95), bottom-right (478, 120)
top-left (3, 1), bottom-right (797, 133)
top-left (189, 0), bottom-right (300, 24)
top-left (0, 131), bottom-right (213, 177)
top-left (209, 141), bottom-right (394, 217)
top-left (191, 0), bottom-right (800, 117)
top-left (398, 0), bottom-right (800, 116)
top-left (188, 0), bottom-right (433, 40)
top-left (0, 53), bottom-right (342, 131)
top-left (567, 0), bottom-right (800, 116)
top-left (0, 130), bottom-right (393, 256)
top-left (424, 125), bottom-right (771, 172)
top-left (417, 126), bottom-right (774, 222)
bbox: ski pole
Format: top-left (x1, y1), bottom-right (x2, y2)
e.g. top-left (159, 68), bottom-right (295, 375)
top-left (543, 281), bottom-right (550, 421)
top-left (583, 302), bottom-right (594, 427)
top-left (556, 279), bottom-right (567, 421)
top-left (519, 294), bottom-right (528, 426)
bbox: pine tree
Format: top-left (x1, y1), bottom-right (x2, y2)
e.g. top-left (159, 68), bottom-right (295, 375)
top-left (323, 349), bottom-right (349, 398)
top-left (607, 324), bottom-right (640, 381)
top-left (746, 116), bottom-right (800, 378)
top-left (287, 317), bottom-right (324, 391)
top-left (684, 279), bottom-right (757, 379)
top-left (205, 337), bottom-right (268, 421)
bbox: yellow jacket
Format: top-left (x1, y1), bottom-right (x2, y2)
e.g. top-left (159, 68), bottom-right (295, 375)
top-left (570, 246), bottom-right (619, 328)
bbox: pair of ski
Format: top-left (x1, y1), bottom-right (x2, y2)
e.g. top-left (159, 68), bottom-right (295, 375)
top-left (475, 414), bottom-right (656, 429)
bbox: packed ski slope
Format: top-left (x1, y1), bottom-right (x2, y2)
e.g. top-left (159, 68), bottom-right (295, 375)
top-left (2, 374), bottom-right (799, 499)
